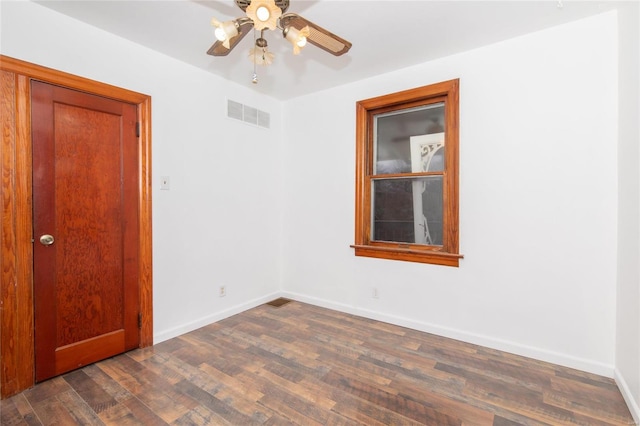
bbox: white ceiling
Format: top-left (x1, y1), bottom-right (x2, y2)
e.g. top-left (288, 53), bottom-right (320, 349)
top-left (34, 0), bottom-right (622, 100)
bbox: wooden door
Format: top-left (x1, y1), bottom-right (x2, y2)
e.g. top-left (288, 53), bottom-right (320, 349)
top-left (31, 80), bottom-right (140, 382)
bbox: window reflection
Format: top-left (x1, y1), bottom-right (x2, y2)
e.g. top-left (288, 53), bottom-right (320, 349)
top-left (374, 103), bottom-right (444, 174)
top-left (372, 177), bottom-right (443, 245)
top-left (372, 103), bottom-right (445, 246)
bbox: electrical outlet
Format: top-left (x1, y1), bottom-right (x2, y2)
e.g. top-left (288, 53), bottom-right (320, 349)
top-left (372, 287), bottom-right (379, 299)
top-left (219, 286), bottom-right (226, 297)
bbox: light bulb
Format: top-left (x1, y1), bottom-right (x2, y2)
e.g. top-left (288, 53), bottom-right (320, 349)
top-left (246, 0), bottom-right (280, 30)
top-left (211, 18), bottom-right (238, 48)
top-left (214, 27), bottom-right (227, 41)
top-left (256, 6), bottom-right (270, 22)
top-left (285, 26), bottom-right (310, 55)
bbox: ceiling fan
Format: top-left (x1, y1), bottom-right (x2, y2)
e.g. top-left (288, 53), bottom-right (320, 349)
top-left (207, 0), bottom-right (352, 70)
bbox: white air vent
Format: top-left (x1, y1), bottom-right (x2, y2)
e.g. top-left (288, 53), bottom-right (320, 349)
top-left (227, 99), bottom-right (270, 129)
top-left (258, 110), bottom-right (270, 129)
top-left (227, 100), bottom-right (243, 121)
top-left (243, 106), bottom-right (258, 125)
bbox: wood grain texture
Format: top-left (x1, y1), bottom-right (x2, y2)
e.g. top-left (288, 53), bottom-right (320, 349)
top-left (0, 55), bottom-right (153, 398)
top-left (1, 69), bottom-right (35, 398)
top-left (1, 301), bottom-right (634, 425)
top-left (31, 81), bottom-right (140, 381)
top-left (352, 80), bottom-right (462, 266)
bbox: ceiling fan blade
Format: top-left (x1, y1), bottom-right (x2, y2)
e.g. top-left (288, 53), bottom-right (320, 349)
top-left (280, 13), bottom-right (351, 56)
top-left (206, 20), bottom-right (253, 56)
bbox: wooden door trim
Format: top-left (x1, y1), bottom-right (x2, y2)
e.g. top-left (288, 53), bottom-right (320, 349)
top-left (0, 55), bottom-right (153, 398)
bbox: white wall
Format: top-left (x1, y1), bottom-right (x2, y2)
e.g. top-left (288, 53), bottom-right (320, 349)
top-left (282, 11), bottom-right (620, 378)
top-left (0, 1), bottom-right (284, 342)
top-left (2, 1), bottom-right (637, 418)
top-left (616, 1), bottom-right (640, 422)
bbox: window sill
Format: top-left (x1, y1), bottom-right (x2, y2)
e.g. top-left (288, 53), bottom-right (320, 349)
top-left (351, 245), bottom-right (463, 267)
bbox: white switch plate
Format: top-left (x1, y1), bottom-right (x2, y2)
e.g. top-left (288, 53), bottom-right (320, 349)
top-left (160, 176), bottom-right (170, 190)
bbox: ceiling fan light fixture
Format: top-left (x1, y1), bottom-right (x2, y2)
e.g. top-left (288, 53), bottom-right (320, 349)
top-left (249, 46), bottom-right (274, 66)
top-left (246, 0), bottom-right (281, 31)
top-left (211, 18), bottom-right (239, 48)
top-left (249, 35), bottom-right (274, 66)
top-left (284, 25), bottom-right (310, 54)
top-left (206, 2), bottom-right (352, 82)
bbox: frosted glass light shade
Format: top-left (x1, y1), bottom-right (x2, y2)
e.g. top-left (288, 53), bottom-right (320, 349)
top-left (285, 26), bottom-right (310, 55)
top-left (246, 0), bottom-right (281, 31)
top-left (211, 18), bottom-right (239, 49)
top-left (249, 47), bottom-right (275, 66)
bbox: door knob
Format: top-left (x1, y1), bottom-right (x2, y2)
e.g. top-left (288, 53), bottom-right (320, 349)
top-left (39, 234), bottom-right (55, 246)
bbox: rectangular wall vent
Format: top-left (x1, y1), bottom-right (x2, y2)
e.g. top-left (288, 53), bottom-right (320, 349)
top-left (243, 106), bottom-right (258, 125)
top-left (227, 100), bottom-right (243, 121)
top-left (227, 99), bottom-right (270, 129)
top-left (258, 110), bottom-right (270, 128)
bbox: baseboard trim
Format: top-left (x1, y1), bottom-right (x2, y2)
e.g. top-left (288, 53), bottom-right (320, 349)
top-left (282, 291), bottom-right (615, 379)
top-left (151, 290), bottom-right (635, 420)
top-left (153, 291), bottom-right (281, 344)
top-left (615, 368), bottom-right (640, 425)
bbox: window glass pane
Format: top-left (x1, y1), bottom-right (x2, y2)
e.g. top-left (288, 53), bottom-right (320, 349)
top-left (374, 103), bottom-right (445, 175)
top-left (372, 176), bottom-right (443, 245)
top-left (410, 133), bottom-right (445, 173)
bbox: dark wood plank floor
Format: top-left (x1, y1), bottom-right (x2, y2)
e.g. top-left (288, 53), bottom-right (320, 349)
top-left (1, 300), bottom-right (635, 425)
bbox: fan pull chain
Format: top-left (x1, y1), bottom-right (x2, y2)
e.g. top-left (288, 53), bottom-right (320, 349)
top-left (252, 29), bottom-right (258, 84)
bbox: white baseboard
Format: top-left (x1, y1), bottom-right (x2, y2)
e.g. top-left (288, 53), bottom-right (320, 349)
top-left (281, 291), bottom-right (615, 378)
top-left (153, 291), bottom-right (281, 344)
top-left (615, 368), bottom-right (640, 425)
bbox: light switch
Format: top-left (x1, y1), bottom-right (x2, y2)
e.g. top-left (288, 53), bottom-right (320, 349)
top-left (160, 176), bottom-right (170, 190)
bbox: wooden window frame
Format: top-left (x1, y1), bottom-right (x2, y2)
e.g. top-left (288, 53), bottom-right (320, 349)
top-left (352, 79), bottom-right (462, 267)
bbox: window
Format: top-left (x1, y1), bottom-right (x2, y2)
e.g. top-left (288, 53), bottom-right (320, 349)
top-left (352, 79), bottom-right (462, 266)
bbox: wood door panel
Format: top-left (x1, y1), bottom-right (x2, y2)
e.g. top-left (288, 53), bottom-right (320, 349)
top-left (1, 55), bottom-right (152, 399)
top-left (54, 103), bottom-right (124, 345)
top-left (55, 330), bottom-right (125, 375)
top-left (31, 80), bottom-right (140, 382)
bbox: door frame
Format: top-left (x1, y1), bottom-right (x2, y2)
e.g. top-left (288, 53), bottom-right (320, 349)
top-left (0, 55), bottom-right (153, 399)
